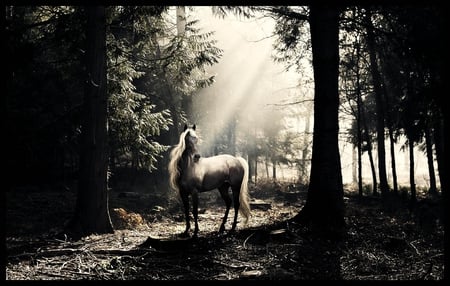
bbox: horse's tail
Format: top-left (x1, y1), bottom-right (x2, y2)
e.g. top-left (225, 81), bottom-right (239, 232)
top-left (237, 156), bottom-right (251, 224)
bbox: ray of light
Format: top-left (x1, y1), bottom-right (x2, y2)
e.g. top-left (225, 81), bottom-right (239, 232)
top-left (189, 7), bottom-right (301, 155)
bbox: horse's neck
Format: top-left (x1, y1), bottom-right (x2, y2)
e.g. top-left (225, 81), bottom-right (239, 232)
top-left (181, 150), bottom-right (196, 169)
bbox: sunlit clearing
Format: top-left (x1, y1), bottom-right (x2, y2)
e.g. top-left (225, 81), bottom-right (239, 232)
top-left (190, 7), bottom-right (301, 156)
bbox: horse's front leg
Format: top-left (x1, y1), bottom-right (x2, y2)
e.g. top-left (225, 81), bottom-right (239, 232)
top-left (192, 189), bottom-right (199, 237)
top-left (180, 190), bottom-right (191, 237)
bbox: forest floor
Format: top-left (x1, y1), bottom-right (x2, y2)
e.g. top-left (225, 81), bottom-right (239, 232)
top-left (5, 179), bottom-right (445, 280)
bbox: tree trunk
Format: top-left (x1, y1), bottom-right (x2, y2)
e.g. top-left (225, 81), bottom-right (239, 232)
top-left (300, 112), bottom-right (311, 183)
top-left (388, 127), bottom-right (399, 194)
top-left (367, 143), bottom-right (378, 196)
top-left (352, 146), bottom-right (357, 184)
top-left (356, 96), bottom-right (363, 197)
top-left (354, 40), bottom-right (363, 196)
top-left (361, 106), bottom-right (378, 195)
top-left (382, 69), bottom-right (399, 195)
top-left (364, 10), bottom-right (389, 196)
top-left (293, 5), bottom-right (345, 237)
top-left (254, 156), bottom-right (258, 184)
top-left (272, 161), bottom-right (277, 180)
top-left (67, 6), bottom-right (113, 239)
top-left (424, 127), bottom-right (437, 195)
top-left (433, 117), bottom-right (444, 193)
top-left (408, 139), bottom-right (417, 203)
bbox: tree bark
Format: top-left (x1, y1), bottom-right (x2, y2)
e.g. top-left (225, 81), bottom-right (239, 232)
top-left (361, 109), bottom-right (378, 195)
top-left (424, 126), bottom-right (437, 195)
top-left (388, 127), bottom-right (399, 194)
top-left (67, 6), bottom-right (113, 239)
top-left (433, 117), bottom-right (444, 194)
top-left (355, 42), bottom-right (363, 196)
top-left (292, 5), bottom-right (345, 237)
top-left (408, 138), bottom-right (417, 203)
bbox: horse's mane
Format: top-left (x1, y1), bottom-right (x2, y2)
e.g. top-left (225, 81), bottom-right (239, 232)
top-left (168, 129), bottom-right (189, 193)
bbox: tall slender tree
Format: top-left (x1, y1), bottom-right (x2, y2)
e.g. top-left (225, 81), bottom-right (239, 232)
top-left (364, 9), bottom-right (389, 196)
top-left (66, 6), bottom-right (113, 239)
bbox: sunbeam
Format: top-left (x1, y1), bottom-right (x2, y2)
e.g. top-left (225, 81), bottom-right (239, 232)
top-left (190, 7), bottom-right (300, 157)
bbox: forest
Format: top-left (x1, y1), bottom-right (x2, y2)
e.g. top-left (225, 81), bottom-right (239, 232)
top-left (4, 5), bottom-right (447, 280)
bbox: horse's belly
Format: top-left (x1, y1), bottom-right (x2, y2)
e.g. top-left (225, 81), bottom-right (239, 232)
top-left (201, 171), bottom-right (228, 191)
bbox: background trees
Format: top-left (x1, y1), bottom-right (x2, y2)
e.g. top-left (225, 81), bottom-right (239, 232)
top-left (5, 5), bottom-right (445, 240)
top-left (338, 6), bottom-right (445, 203)
top-left (5, 6), bottom-right (221, 238)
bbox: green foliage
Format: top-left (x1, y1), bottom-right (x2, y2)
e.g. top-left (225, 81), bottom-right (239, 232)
top-left (107, 6), bottom-right (223, 170)
top-left (270, 6), bottom-right (311, 72)
top-left (340, 6), bottom-right (443, 162)
top-left (159, 17), bottom-right (222, 96)
top-left (106, 7), bottom-right (169, 171)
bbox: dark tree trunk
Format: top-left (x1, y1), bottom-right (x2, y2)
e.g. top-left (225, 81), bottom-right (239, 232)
top-left (357, 143), bottom-right (363, 197)
top-left (433, 117), bottom-right (444, 194)
top-left (293, 5), bottom-right (345, 237)
top-left (254, 156), bottom-right (258, 184)
top-left (408, 139), bottom-right (417, 203)
top-left (272, 161), bottom-right (277, 180)
top-left (367, 143), bottom-right (378, 196)
top-left (364, 10), bottom-right (389, 196)
top-left (355, 43), bottom-right (363, 196)
top-left (361, 107), bottom-right (378, 195)
top-left (424, 126), bottom-right (437, 195)
top-left (300, 112), bottom-right (311, 183)
top-left (388, 127), bottom-right (399, 194)
top-left (67, 6), bottom-right (113, 239)
top-left (382, 74), bottom-right (398, 194)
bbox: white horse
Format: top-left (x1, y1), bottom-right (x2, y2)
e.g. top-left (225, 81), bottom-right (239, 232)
top-left (168, 124), bottom-right (251, 237)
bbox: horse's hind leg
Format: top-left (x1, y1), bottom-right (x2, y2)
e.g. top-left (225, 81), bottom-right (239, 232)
top-left (230, 184), bottom-right (241, 231)
top-left (218, 183), bottom-right (231, 233)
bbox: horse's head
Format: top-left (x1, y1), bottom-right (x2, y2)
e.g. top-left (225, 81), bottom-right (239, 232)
top-left (183, 124), bottom-right (198, 151)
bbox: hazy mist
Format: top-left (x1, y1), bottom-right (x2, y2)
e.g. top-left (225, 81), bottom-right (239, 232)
top-left (177, 6), bottom-right (438, 188)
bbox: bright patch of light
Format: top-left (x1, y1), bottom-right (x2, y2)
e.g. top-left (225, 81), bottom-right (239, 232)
top-left (189, 7), bottom-right (304, 155)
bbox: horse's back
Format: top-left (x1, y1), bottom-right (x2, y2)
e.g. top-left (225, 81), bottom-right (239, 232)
top-left (198, 154), bottom-right (245, 189)
top-left (201, 154), bottom-right (243, 170)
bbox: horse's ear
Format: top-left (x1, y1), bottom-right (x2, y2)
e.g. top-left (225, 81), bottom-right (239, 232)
top-left (183, 124), bottom-right (188, 132)
top-left (192, 124), bottom-right (196, 131)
